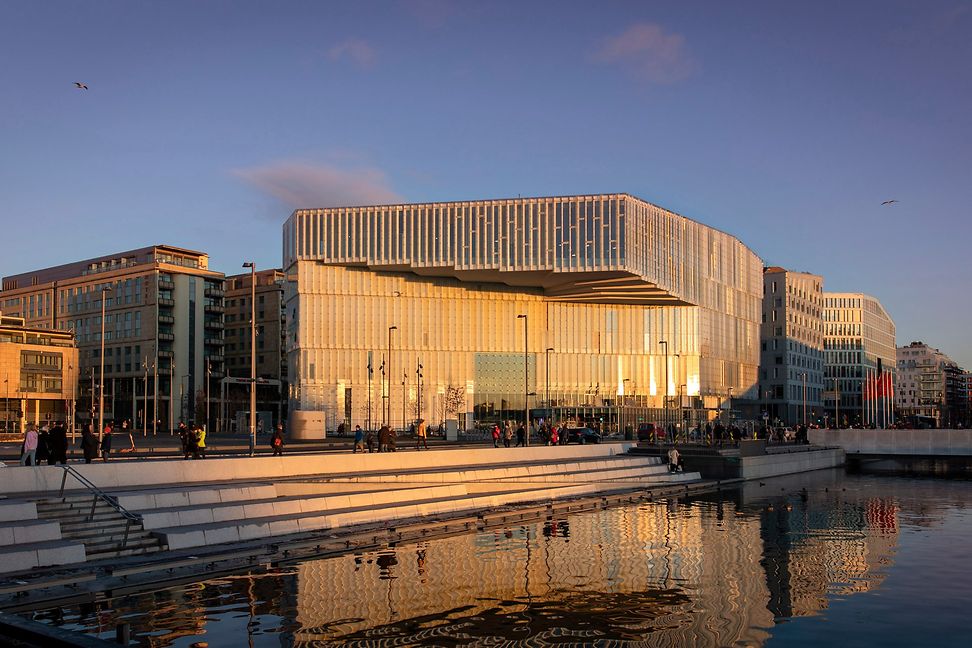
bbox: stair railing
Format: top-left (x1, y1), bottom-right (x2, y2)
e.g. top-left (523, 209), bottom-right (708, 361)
top-left (57, 465), bottom-right (142, 548)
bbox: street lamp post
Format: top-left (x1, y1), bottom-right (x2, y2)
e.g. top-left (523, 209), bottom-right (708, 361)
top-left (416, 360), bottom-right (423, 422)
top-left (402, 371), bottom-right (407, 431)
top-left (142, 358), bottom-right (150, 436)
top-left (169, 360), bottom-right (175, 434)
top-left (658, 340), bottom-right (669, 432)
top-left (545, 347), bottom-right (554, 423)
top-left (243, 262), bottom-right (256, 455)
top-left (622, 377), bottom-right (631, 438)
top-left (387, 326), bottom-right (397, 427)
top-left (98, 286), bottom-right (111, 441)
top-left (205, 357), bottom-right (211, 432)
top-left (367, 356), bottom-right (373, 432)
top-left (517, 314), bottom-right (529, 445)
top-left (801, 372), bottom-right (808, 426)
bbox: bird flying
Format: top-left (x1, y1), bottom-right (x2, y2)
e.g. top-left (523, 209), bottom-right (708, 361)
top-left (74, 82), bottom-right (88, 90)
top-left (881, 199), bottom-right (898, 206)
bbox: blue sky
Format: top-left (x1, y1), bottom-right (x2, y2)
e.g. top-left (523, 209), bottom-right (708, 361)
top-left (1, 1), bottom-right (970, 366)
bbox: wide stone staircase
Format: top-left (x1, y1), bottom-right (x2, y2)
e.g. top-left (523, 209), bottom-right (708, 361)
top-left (34, 495), bottom-right (164, 561)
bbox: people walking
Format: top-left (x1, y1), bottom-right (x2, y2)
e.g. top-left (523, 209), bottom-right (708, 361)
top-left (378, 424), bottom-right (390, 453)
top-left (416, 418), bottom-right (428, 450)
top-left (515, 423), bottom-right (525, 447)
top-left (178, 421), bottom-right (191, 459)
top-left (503, 422), bottom-right (513, 448)
top-left (100, 423), bottom-right (113, 462)
top-left (353, 425), bottom-right (365, 453)
top-left (271, 423), bottom-right (285, 456)
top-left (80, 424), bottom-right (99, 464)
top-left (668, 446), bottom-right (680, 473)
top-left (366, 428), bottom-right (376, 453)
top-left (20, 424), bottom-right (39, 466)
top-left (492, 424), bottom-right (501, 448)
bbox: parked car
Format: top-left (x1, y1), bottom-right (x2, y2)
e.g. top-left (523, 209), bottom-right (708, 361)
top-left (637, 423), bottom-right (663, 442)
top-left (562, 427), bottom-right (601, 444)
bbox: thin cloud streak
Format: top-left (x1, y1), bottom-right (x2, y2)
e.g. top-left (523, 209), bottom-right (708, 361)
top-left (327, 38), bottom-right (377, 67)
top-left (593, 22), bottom-right (695, 83)
top-left (233, 160), bottom-right (403, 211)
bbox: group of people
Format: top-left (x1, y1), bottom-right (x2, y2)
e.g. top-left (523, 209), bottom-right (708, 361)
top-left (21, 420), bottom-right (138, 466)
top-left (352, 418), bottom-right (429, 453)
top-left (177, 421), bottom-right (208, 459)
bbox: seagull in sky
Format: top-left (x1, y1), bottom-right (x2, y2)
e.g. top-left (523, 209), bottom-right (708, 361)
top-left (74, 82), bottom-right (88, 90)
top-left (881, 199), bottom-right (898, 206)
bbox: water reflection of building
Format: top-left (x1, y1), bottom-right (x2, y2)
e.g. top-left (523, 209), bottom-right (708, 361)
top-left (294, 501), bottom-right (776, 646)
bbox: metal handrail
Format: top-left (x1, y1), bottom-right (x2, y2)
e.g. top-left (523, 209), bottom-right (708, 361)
top-left (57, 465), bottom-right (142, 548)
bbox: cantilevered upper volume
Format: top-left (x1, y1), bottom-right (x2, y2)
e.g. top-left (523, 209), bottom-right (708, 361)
top-left (283, 193), bottom-right (762, 308)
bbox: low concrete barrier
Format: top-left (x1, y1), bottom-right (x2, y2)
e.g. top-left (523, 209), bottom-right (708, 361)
top-left (809, 429), bottom-right (972, 455)
top-left (0, 443), bottom-right (636, 495)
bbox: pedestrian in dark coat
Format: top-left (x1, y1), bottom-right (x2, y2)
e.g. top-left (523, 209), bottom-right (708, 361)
top-left (80, 425), bottom-right (99, 464)
top-left (100, 424), bottom-right (113, 461)
top-left (48, 422), bottom-right (68, 464)
top-left (270, 425), bottom-right (284, 456)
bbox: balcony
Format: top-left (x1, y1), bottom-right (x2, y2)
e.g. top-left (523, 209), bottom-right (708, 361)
top-left (158, 332), bottom-right (174, 342)
top-left (158, 349), bottom-right (174, 358)
top-left (205, 337), bottom-right (224, 346)
top-left (158, 297), bottom-right (175, 307)
top-left (205, 287), bottom-right (225, 298)
top-left (208, 354), bottom-right (224, 363)
top-left (158, 279), bottom-right (174, 291)
top-left (204, 318), bottom-right (223, 329)
top-left (204, 303), bottom-right (225, 314)
top-left (158, 314), bottom-right (174, 324)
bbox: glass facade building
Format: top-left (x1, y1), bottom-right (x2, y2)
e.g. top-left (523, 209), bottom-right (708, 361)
top-left (283, 194), bottom-right (763, 433)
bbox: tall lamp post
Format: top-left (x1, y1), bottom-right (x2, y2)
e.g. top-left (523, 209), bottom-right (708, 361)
top-left (416, 360), bottom-right (423, 423)
top-left (387, 326), bottom-right (397, 427)
top-left (142, 358), bottom-right (150, 436)
top-left (367, 356), bottom-right (373, 432)
top-left (98, 286), bottom-right (111, 441)
top-left (800, 372), bottom-right (808, 426)
top-left (402, 371), bottom-right (407, 430)
top-left (517, 314), bottom-right (529, 445)
top-left (658, 340), bottom-right (669, 431)
top-left (545, 347), bottom-right (554, 422)
top-left (169, 360), bottom-right (175, 434)
top-left (242, 262), bottom-right (256, 455)
top-left (622, 377), bottom-right (631, 438)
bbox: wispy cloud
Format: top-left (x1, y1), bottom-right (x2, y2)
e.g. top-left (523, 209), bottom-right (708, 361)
top-left (327, 38), bottom-right (377, 68)
top-left (401, 0), bottom-right (458, 29)
top-left (233, 160), bottom-right (402, 210)
top-left (593, 23), bottom-right (695, 83)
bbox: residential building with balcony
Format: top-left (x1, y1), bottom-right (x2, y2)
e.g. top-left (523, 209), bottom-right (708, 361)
top-left (758, 267), bottom-right (825, 426)
top-left (895, 341), bottom-right (968, 428)
top-left (0, 246), bottom-right (225, 431)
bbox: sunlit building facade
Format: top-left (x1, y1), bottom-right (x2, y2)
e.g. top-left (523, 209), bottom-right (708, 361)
top-left (283, 194), bottom-right (763, 433)
top-left (823, 292), bottom-right (896, 427)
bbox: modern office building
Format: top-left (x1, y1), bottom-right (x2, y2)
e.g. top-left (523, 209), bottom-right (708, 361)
top-left (0, 315), bottom-right (79, 433)
top-left (222, 268), bottom-right (288, 429)
top-left (895, 341), bottom-right (968, 428)
top-left (282, 193), bottom-right (763, 436)
top-left (822, 292), bottom-right (896, 427)
top-left (0, 246), bottom-right (226, 432)
top-left (758, 267), bottom-right (825, 426)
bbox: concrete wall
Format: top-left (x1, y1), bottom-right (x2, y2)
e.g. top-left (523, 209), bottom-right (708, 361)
top-left (739, 448), bottom-right (844, 480)
top-left (809, 429), bottom-right (972, 455)
top-left (0, 443), bottom-right (636, 495)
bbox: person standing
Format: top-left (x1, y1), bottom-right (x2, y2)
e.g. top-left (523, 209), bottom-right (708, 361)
top-left (668, 446), bottom-right (680, 473)
top-left (515, 423), bottom-right (525, 448)
top-left (491, 424), bottom-right (501, 448)
top-left (366, 427), bottom-right (376, 453)
top-left (195, 425), bottom-right (207, 459)
top-left (49, 421), bottom-right (68, 465)
top-left (271, 424), bottom-right (285, 456)
top-left (378, 424), bottom-right (390, 453)
top-left (416, 418), bottom-right (428, 450)
top-left (503, 422), bottom-right (513, 448)
top-left (20, 424), bottom-right (39, 466)
top-left (80, 424), bottom-right (99, 464)
top-left (100, 423), bottom-right (113, 462)
top-left (178, 421), bottom-right (191, 459)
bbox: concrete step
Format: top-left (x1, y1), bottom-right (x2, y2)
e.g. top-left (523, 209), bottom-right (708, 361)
top-left (340, 455), bottom-right (662, 484)
top-left (0, 519), bottom-right (63, 544)
top-left (62, 526), bottom-right (150, 542)
top-left (137, 484), bottom-right (468, 530)
top-left (0, 539), bottom-right (86, 573)
top-left (110, 484), bottom-right (278, 511)
top-left (86, 544), bottom-right (164, 560)
top-left (84, 536), bottom-right (160, 554)
top-left (151, 481), bottom-right (644, 550)
top-left (479, 463), bottom-right (673, 483)
top-left (0, 501), bottom-right (39, 522)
